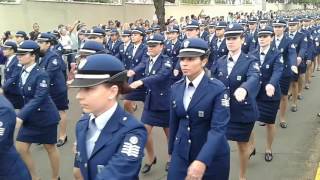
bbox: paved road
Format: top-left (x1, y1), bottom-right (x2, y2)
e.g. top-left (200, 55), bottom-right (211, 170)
top-left (28, 72), bottom-right (320, 180)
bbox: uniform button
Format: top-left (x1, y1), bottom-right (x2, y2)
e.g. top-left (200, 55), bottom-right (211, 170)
top-left (186, 115), bottom-right (189, 119)
top-left (187, 127), bottom-right (190, 131)
top-left (226, 76), bottom-right (229, 78)
top-left (84, 163), bottom-right (87, 168)
top-left (38, 108), bottom-right (41, 111)
top-left (260, 73), bottom-right (262, 76)
top-left (160, 93), bottom-right (163, 96)
top-left (227, 87), bottom-right (230, 89)
top-left (244, 101), bottom-right (248, 104)
top-left (260, 81), bottom-right (262, 84)
top-left (188, 139), bottom-right (191, 143)
top-left (175, 137), bottom-right (178, 140)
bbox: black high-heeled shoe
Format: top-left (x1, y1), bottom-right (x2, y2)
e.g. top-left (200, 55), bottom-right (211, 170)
top-left (265, 152), bottom-right (273, 162)
top-left (249, 148), bottom-right (256, 159)
top-left (141, 157), bottom-right (157, 174)
top-left (57, 136), bottom-right (68, 147)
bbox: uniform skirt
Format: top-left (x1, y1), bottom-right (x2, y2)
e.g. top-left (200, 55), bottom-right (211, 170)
top-left (51, 91), bottom-right (69, 110)
top-left (292, 63), bottom-right (307, 81)
top-left (226, 121), bottom-right (255, 142)
top-left (257, 100), bottom-right (280, 124)
top-left (279, 76), bottom-right (291, 95)
top-left (141, 109), bottom-right (170, 128)
top-left (16, 124), bottom-right (58, 144)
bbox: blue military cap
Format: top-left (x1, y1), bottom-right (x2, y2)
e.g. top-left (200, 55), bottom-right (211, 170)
top-left (272, 18), bottom-right (287, 27)
top-left (178, 38), bottom-right (209, 58)
top-left (121, 30), bottom-right (131, 36)
top-left (131, 27), bottom-right (145, 36)
top-left (239, 19), bottom-right (247, 25)
top-left (259, 17), bottom-right (269, 23)
top-left (110, 29), bottom-right (119, 35)
top-left (1, 40), bottom-right (18, 52)
top-left (169, 25), bottom-right (180, 33)
top-left (302, 15), bottom-right (311, 21)
top-left (79, 40), bottom-right (105, 54)
top-left (288, 17), bottom-right (299, 25)
top-left (152, 25), bottom-right (161, 31)
top-left (78, 29), bottom-right (86, 35)
top-left (16, 40), bottom-right (40, 55)
top-left (215, 21), bottom-right (227, 29)
top-left (248, 17), bottom-right (258, 24)
top-left (145, 28), bottom-right (153, 34)
top-left (147, 33), bottom-right (164, 46)
top-left (88, 27), bottom-right (106, 37)
top-left (224, 23), bottom-right (244, 37)
top-left (37, 32), bottom-right (53, 42)
top-left (186, 20), bottom-right (200, 30)
top-left (15, 31), bottom-right (27, 38)
top-left (208, 22), bottom-right (216, 28)
top-left (258, 26), bottom-right (274, 36)
top-left (69, 54), bottom-right (127, 88)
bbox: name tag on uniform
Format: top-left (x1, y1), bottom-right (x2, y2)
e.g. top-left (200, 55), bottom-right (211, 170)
top-left (266, 64), bottom-right (270, 69)
top-left (152, 70), bottom-right (156, 75)
top-left (198, 111), bottom-right (204, 118)
top-left (28, 86), bottom-right (32, 91)
top-left (0, 121), bottom-right (5, 136)
top-left (280, 48), bottom-right (284, 53)
top-left (237, 76), bottom-right (242, 81)
top-left (172, 100), bottom-right (176, 108)
top-left (97, 165), bottom-right (105, 174)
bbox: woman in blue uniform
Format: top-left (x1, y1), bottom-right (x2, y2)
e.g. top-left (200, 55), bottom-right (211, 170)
top-left (15, 40), bottom-right (61, 180)
top-left (250, 26), bottom-right (283, 162)
top-left (0, 94), bottom-right (31, 180)
top-left (128, 34), bottom-right (172, 173)
top-left (1, 41), bottom-right (24, 109)
top-left (70, 54), bottom-right (147, 180)
top-left (168, 38), bottom-right (230, 180)
top-left (211, 23), bottom-right (260, 180)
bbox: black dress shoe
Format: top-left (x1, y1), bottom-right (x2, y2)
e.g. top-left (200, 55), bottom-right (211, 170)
top-left (141, 157), bottom-right (157, 174)
top-left (265, 152), bottom-right (273, 162)
top-left (249, 148), bottom-right (256, 159)
top-left (291, 106), bottom-right (298, 112)
top-left (165, 161), bottom-right (170, 172)
top-left (279, 122), bottom-right (287, 128)
top-left (57, 136), bottom-right (68, 147)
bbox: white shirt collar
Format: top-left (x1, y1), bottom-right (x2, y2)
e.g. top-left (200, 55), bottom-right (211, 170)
top-left (260, 45), bottom-right (270, 55)
top-left (149, 53), bottom-right (161, 63)
top-left (228, 50), bottom-right (241, 63)
top-left (6, 55), bottom-right (15, 65)
top-left (23, 63), bottom-right (37, 73)
top-left (218, 37), bottom-right (225, 42)
top-left (275, 34), bottom-right (284, 41)
top-left (290, 31), bottom-right (297, 36)
top-left (185, 70), bottom-right (205, 89)
top-left (89, 103), bottom-right (118, 131)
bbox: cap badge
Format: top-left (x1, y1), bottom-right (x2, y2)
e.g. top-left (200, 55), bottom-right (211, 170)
top-left (78, 59), bottom-right (87, 70)
top-left (229, 24), bottom-right (234, 29)
top-left (184, 40), bottom-right (190, 48)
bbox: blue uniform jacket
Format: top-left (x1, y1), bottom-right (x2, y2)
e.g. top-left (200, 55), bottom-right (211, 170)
top-left (75, 105), bottom-right (147, 180)
top-left (3, 56), bottom-right (22, 95)
top-left (127, 43), bottom-right (148, 83)
top-left (291, 31), bottom-right (307, 60)
top-left (250, 48), bottom-right (284, 101)
top-left (169, 75), bottom-right (230, 165)
top-left (300, 28), bottom-right (314, 60)
top-left (272, 34), bottom-right (297, 78)
top-left (107, 39), bottom-right (123, 57)
top-left (208, 38), bottom-right (228, 69)
top-left (0, 95), bottom-right (31, 180)
top-left (38, 50), bottom-right (68, 97)
top-left (116, 42), bottom-right (133, 70)
top-left (164, 40), bottom-right (181, 70)
top-left (17, 66), bottom-right (60, 127)
top-left (133, 54), bottom-right (172, 111)
top-left (242, 34), bottom-right (255, 54)
top-left (211, 53), bottom-right (260, 123)
top-left (200, 31), bottom-right (209, 41)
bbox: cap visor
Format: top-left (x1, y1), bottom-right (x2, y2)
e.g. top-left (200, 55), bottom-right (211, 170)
top-left (177, 51), bottom-right (204, 58)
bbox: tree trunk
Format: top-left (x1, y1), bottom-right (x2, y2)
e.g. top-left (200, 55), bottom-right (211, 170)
top-left (153, 0), bottom-right (166, 31)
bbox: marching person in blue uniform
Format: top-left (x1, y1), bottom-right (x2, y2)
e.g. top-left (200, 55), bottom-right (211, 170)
top-left (239, 20), bottom-right (255, 54)
top-left (272, 18), bottom-right (297, 128)
top-left (116, 30), bottom-right (133, 70)
top-left (247, 17), bottom-right (259, 50)
top-left (250, 26), bottom-right (283, 162)
top-left (107, 29), bottom-right (122, 57)
top-left (127, 34), bottom-right (172, 173)
top-left (15, 40), bottom-right (61, 180)
top-left (37, 33), bottom-right (69, 147)
top-left (0, 94), bottom-right (31, 180)
top-left (288, 17), bottom-right (307, 112)
top-left (124, 27), bottom-right (148, 113)
top-left (168, 38), bottom-right (230, 180)
top-left (199, 23), bottom-right (209, 41)
top-left (70, 54), bottom-right (147, 180)
top-left (1, 41), bottom-right (24, 109)
top-left (211, 23), bottom-right (260, 180)
top-left (185, 20), bottom-right (200, 39)
top-left (165, 25), bottom-right (182, 84)
top-left (87, 27), bottom-right (106, 45)
top-left (208, 21), bottom-right (228, 70)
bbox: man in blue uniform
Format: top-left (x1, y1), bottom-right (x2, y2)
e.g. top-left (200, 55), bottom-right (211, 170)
top-left (185, 20), bottom-right (200, 39)
top-left (248, 17), bottom-right (259, 50)
top-left (107, 29), bottom-right (123, 57)
top-left (70, 54), bottom-right (147, 180)
top-left (1, 41), bottom-right (24, 109)
top-left (116, 30), bottom-right (133, 70)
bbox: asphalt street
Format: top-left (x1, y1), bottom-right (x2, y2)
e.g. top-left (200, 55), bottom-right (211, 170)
top-left (26, 71), bottom-right (320, 180)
